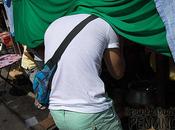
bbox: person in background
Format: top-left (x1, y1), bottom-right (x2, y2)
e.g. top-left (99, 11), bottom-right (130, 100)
top-left (21, 45), bottom-right (46, 110)
top-left (21, 45), bottom-right (37, 81)
top-left (44, 14), bottom-right (125, 130)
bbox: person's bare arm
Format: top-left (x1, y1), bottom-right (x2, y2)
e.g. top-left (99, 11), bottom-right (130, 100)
top-left (103, 48), bottom-right (125, 80)
top-left (23, 51), bottom-right (35, 62)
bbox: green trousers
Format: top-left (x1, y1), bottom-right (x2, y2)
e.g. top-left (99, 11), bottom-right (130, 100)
top-left (50, 107), bottom-right (122, 130)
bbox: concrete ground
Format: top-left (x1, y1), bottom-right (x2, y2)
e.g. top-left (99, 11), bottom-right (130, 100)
top-left (0, 68), bottom-right (57, 130)
top-left (0, 102), bottom-right (29, 130)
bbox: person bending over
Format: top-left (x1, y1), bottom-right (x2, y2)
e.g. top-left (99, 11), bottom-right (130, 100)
top-left (44, 14), bottom-right (125, 130)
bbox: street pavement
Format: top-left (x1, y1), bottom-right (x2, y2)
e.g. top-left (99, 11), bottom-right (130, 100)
top-left (0, 72), bottom-right (56, 130)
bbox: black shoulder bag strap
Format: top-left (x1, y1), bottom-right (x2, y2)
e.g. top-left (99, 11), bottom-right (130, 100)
top-left (46, 14), bottom-right (98, 68)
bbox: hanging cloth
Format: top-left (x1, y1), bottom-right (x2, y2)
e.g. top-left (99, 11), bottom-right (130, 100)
top-left (13, 0), bottom-right (171, 57)
top-left (154, 0), bottom-right (175, 61)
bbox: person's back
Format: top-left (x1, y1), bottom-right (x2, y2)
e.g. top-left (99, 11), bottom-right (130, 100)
top-left (45, 14), bottom-right (124, 130)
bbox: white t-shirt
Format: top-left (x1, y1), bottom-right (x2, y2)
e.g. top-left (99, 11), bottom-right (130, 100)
top-left (44, 14), bottom-right (119, 113)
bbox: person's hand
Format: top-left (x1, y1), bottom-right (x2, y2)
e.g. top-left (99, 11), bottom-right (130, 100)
top-left (34, 99), bottom-right (47, 110)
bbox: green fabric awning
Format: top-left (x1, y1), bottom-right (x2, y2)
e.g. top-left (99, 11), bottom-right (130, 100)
top-left (13, 0), bottom-right (171, 57)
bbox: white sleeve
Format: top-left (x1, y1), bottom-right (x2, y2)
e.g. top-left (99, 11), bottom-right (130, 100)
top-left (106, 25), bottom-right (119, 48)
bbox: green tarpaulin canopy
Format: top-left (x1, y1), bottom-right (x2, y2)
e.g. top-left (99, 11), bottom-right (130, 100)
top-left (13, 0), bottom-right (171, 57)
